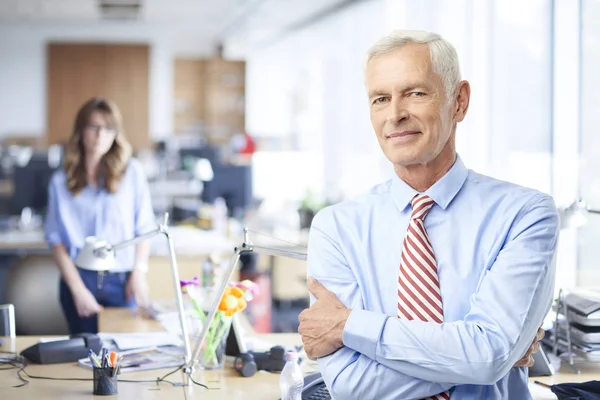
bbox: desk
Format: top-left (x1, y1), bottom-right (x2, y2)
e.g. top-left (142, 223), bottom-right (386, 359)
top-left (0, 308), bottom-right (306, 400)
top-left (3, 308), bottom-right (600, 399)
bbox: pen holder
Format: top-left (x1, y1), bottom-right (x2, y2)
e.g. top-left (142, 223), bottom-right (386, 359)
top-left (93, 367), bottom-right (118, 395)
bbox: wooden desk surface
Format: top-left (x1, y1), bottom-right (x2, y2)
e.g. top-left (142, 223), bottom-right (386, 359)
top-left (0, 308), bottom-right (305, 400)
top-left (3, 308), bottom-right (600, 399)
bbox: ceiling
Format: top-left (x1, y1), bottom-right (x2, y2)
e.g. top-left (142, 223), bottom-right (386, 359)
top-left (0, 0), bottom-right (362, 53)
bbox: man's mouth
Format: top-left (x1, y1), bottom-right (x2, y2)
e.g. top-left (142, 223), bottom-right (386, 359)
top-left (387, 130), bottom-right (421, 139)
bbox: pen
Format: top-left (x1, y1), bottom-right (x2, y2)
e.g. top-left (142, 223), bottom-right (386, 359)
top-left (101, 348), bottom-right (108, 368)
top-left (88, 350), bottom-right (102, 368)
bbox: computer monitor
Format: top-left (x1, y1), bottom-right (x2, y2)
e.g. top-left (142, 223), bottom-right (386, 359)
top-left (10, 154), bottom-right (58, 215)
top-left (179, 146), bottom-right (222, 165)
top-left (202, 164), bottom-right (253, 216)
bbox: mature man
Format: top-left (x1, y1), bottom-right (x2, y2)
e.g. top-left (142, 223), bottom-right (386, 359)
top-left (298, 30), bottom-right (559, 399)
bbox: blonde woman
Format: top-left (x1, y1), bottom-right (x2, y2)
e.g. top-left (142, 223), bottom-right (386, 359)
top-left (45, 98), bottom-right (155, 334)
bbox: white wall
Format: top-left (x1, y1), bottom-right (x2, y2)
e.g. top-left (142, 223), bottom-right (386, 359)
top-left (0, 22), bottom-right (216, 140)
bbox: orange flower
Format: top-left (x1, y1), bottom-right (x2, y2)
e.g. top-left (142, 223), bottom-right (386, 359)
top-left (218, 286), bottom-right (247, 317)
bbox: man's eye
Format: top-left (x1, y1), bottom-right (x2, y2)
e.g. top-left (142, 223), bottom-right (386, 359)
top-left (411, 92), bottom-right (426, 97)
top-left (374, 97), bottom-right (388, 104)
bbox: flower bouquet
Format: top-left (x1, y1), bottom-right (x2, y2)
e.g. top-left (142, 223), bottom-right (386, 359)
top-left (180, 278), bottom-right (259, 369)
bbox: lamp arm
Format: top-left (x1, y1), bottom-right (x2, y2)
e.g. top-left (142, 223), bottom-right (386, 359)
top-left (186, 229), bottom-right (307, 371)
top-left (95, 213), bottom-right (193, 367)
top-left (246, 243), bottom-right (307, 260)
top-left (109, 228), bottom-right (162, 251)
top-left (163, 229), bottom-right (193, 367)
top-left (588, 208), bottom-right (600, 215)
top-left (188, 249), bottom-right (243, 369)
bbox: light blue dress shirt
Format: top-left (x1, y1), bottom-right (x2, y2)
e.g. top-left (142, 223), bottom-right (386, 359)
top-left (307, 155), bottom-right (559, 400)
top-left (44, 158), bottom-right (156, 272)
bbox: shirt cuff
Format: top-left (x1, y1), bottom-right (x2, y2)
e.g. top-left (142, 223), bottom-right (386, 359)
top-left (342, 309), bottom-right (387, 360)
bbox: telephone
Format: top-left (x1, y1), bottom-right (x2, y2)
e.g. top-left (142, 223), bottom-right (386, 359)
top-left (300, 372), bottom-right (330, 400)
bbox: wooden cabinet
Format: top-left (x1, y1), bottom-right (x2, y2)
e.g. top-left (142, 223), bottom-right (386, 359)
top-left (47, 43), bottom-right (150, 150)
top-left (174, 58), bottom-right (245, 145)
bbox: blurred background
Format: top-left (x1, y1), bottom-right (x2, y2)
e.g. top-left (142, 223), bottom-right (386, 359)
top-left (0, 0), bottom-right (597, 335)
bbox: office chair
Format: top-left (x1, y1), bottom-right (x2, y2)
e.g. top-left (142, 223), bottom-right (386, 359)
top-left (0, 304), bottom-right (16, 337)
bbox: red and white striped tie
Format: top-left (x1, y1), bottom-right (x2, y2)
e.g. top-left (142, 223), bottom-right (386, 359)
top-left (398, 194), bottom-right (449, 400)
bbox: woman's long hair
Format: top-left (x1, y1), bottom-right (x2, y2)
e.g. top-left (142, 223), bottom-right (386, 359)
top-left (63, 98), bottom-right (132, 195)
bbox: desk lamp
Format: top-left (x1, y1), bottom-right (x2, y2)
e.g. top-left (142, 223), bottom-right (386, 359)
top-left (77, 223), bottom-right (307, 381)
top-left (75, 213), bottom-right (193, 368)
top-left (558, 199), bottom-right (600, 229)
top-left (187, 228), bottom-right (307, 373)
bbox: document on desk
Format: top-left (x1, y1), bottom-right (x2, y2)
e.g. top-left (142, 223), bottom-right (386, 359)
top-left (98, 332), bottom-right (182, 351)
top-left (528, 382), bottom-right (557, 399)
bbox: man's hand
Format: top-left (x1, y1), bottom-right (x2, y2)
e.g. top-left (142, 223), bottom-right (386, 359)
top-left (298, 277), bottom-right (351, 360)
top-left (514, 327), bottom-right (545, 367)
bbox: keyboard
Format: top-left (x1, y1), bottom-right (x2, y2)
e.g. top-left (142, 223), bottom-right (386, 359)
top-left (303, 383), bottom-right (331, 400)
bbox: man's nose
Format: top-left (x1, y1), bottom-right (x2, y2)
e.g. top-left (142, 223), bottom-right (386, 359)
top-left (387, 98), bottom-right (409, 124)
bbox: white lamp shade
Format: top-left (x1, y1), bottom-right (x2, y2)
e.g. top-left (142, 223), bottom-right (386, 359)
top-left (75, 236), bottom-right (116, 271)
top-left (558, 200), bottom-right (589, 230)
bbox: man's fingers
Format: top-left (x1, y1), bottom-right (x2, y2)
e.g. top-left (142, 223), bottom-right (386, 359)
top-left (525, 355), bottom-right (534, 368)
top-left (536, 328), bottom-right (545, 341)
top-left (307, 277), bottom-right (328, 299)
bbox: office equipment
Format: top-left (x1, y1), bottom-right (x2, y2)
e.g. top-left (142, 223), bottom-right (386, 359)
top-left (10, 152), bottom-right (58, 215)
top-left (234, 352), bottom-right (258, 377)
top-left (233, 345), bottom-right (287, 378)
top-left (180, 145), bottom-right (222, 166)
top-left (553, 289), bottom-right (600, 372)
top-left (93, 365), bottom-right (118, 395)
top-left (253, 345), bottom-right (286, 372)
top-left (297, 372), bottom-right (330, 400)
top-left (202, 164), bottom-right (253, 215)
top-left (558, 199), bottom-right (600, 229)
top-left (0, 303), bottom-right (15, 337)
top-left (20, 333), bottom-right (102, 364)
top-left (74, 213), bottom-right (192, 370)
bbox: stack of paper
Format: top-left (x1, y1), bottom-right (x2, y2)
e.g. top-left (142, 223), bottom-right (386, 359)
top-left (98, 332), bottom-right (182, 351)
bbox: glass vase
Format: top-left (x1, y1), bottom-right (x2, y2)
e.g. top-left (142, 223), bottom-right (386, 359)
top-left (198, 314), bottom-right (232, 370)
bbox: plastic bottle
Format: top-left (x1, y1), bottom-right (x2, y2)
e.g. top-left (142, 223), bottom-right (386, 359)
top-left (201, 257), bottom-right (215, 289)
top-left (212, 197), bottom-right (228, 235)
top-left (279, 351), bottom-right (304, 400)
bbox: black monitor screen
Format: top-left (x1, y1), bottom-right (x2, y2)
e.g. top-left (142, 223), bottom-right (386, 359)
top-left (201, 165), bottom-right (252, 215)
top-left (10, 155), bottom-right (58, 215)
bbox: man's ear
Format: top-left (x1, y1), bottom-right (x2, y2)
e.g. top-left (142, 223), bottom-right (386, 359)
top-left (453, 80), bottom-right (471, 123)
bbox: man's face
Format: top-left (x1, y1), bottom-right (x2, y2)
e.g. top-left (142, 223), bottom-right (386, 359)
top-left (365, 43), bottom-right (456, 167)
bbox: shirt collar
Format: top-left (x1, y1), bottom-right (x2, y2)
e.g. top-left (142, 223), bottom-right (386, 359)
top-left (391, 154), bottom-right (469, 212)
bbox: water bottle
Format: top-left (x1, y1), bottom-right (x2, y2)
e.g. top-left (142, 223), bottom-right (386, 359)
top-left (280, 351), bottom-right (304, 400)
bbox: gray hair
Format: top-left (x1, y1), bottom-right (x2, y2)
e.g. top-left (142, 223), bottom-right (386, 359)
top-left (365, 30), bottom-right (461, 99)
